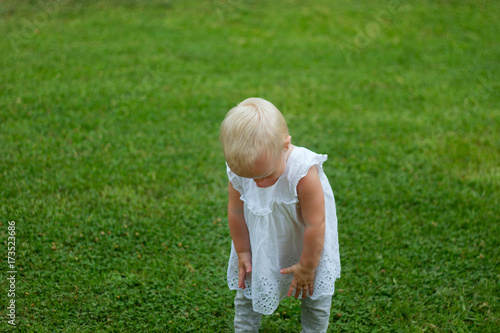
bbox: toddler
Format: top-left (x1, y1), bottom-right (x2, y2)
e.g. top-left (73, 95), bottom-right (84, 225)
top-left (220, 98), bottom-right (341, 333)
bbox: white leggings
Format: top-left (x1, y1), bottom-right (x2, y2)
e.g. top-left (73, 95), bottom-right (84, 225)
top-left (234, 291), bottom-right (332, 333)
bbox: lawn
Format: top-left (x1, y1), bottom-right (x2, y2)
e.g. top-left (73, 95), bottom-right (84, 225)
top-left (0, 0), bottom-right (499, 331)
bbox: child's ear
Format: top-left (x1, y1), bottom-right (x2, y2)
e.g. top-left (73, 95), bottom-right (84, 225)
top-left (284, 135), bottom-right (292, 150)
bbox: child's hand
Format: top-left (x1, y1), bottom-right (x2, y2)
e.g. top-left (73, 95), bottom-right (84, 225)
top-left (237, 251), bottom-right (252, 289)
top-left (280, 263), bottom-right (315, 299)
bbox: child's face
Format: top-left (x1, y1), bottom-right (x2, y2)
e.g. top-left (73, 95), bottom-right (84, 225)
top-left (249, 151), bottom-right (287, 188)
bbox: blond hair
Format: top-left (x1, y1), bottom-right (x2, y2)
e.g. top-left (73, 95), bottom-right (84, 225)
top-left (220, 97), bottom-right (289, 177)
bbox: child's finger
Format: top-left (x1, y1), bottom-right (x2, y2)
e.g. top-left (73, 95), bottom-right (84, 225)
top-left (309, 283), bottom-right (314, 296)
top-left (238, 262), bottom-right (252, 289)
top-left (280, 266), bottom-right (294, 275)
top-left (294, 285), bottom-right (302, 299)
top-left (238, 266), bottom-right (246, 289)
top-left (301, 286), bottom-right (308, 299)
top-left (287, 281), bottom-right (297, 297)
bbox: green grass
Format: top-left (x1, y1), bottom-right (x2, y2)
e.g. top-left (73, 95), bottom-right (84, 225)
top-left (0, 0), bottom-right (499, 331)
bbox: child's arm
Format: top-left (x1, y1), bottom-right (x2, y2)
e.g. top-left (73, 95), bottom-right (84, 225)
top-left (228, 181), bottom-right (252, 289)
top-left (280, 165), bottom-right (325, 298)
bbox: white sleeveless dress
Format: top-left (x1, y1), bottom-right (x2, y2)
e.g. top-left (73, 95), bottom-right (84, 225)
top-left (226, 146), bottom-right (341, 315)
